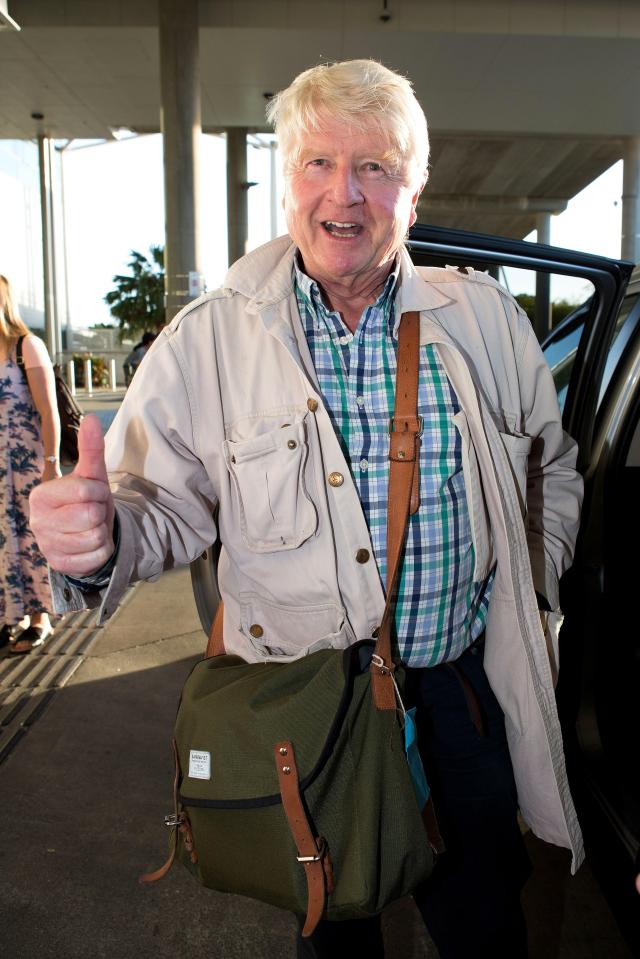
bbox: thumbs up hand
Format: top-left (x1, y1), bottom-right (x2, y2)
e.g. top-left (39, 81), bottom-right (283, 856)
top-left (30, 415), bottom-right (116, 577)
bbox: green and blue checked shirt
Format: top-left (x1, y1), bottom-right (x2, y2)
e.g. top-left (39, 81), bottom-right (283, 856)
top-left (294, 259), bottom-right (492, 667)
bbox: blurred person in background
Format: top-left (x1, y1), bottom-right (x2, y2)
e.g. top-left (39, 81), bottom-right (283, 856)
top-left (123, 330), bottom-right (157, 386)
top-left (0, 274), bottom-right (60, 653)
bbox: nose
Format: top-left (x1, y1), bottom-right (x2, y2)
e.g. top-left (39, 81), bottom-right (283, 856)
top-left (330, 165), bottom-right (364, 206)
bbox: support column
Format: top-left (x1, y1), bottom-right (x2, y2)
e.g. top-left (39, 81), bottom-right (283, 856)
top-left (535, 212), bottom-right (552, 341)
top-left (159, 0), bottom-right (202, 324)
top-left (226, 128), bottom-right (249, 267)
top-left (37, 134), bottom-right (59, 359)
top-left (622, 137), bottom-right (640, 264)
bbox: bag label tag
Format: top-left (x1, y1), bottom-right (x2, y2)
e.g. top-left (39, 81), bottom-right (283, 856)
top-left (188, 749), bottom-right (211, 780)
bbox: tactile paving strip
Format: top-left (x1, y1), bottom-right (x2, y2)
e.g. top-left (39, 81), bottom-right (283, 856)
top-left (0, 587), bottom-right (136, 765)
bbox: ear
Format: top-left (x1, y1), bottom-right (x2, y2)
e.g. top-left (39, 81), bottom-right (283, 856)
top-left (408, 176), bottom-right (426, 228)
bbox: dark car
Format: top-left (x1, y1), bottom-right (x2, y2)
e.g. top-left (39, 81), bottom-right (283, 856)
top-left (189, 224), bottom-right (640, 951)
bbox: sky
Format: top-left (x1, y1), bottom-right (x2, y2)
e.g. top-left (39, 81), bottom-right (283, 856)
top-left (61, 133), bottom-right (623, 329)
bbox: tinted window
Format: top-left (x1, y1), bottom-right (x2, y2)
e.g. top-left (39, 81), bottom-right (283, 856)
top-left (542, 314), bottom-right (585, 413)
top-left (598, 293), bottom-right (640, 406)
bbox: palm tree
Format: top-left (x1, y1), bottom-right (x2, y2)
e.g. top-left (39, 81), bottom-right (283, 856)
top-left (104, 246), bottom-right (165, 340)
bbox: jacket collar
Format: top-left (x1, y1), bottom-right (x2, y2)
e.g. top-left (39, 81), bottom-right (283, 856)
top-left (222, 235), bottom-right (456, 321)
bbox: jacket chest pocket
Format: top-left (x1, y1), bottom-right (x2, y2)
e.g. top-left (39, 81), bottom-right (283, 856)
top-left (453, 411), bottom-right (493, 582)
top-left (224, 420), bottom-right (318, 552)
top-left (498, 431), bottom-right (532, 516)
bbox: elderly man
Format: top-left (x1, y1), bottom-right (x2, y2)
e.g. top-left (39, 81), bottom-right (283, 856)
top-left (30, 60), bottom-right (583, 958)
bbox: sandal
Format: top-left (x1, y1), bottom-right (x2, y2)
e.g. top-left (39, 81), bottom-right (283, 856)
top-left (0, 624), bottom-right (19, 648)
top-left (10, 624), bottom-right (53, 655)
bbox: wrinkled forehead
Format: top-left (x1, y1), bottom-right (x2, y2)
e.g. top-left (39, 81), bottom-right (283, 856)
top-left (290, 114), bottom-right (405, 165)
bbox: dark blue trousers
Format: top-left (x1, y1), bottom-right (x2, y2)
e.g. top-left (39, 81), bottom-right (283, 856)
top-left (296, 639), bottom-right (531, 958)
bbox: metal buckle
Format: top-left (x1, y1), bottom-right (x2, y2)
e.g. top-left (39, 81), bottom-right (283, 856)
top-left (164, 813), bottom-right (184, 828)
top-left (388, 414), bottom-right (423, 436)
top-left (296, 836), bottom-right (327, 863)
top-left (371, 653), bottom-right (392, 675)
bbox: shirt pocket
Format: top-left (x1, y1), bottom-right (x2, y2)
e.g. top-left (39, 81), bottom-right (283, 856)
top-left (498, 431), bottom-right (532, 515)
top-left (453, 410), bottom-right (493, 582)
top-left (239, 591), bottom-right (354, 661)
top-left (224, 419), bottom-right (317, 552)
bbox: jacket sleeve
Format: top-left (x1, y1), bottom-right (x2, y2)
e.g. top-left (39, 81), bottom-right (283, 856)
top-left (49, 323), bottom-right (221, 622)
top-left (516, 310), bottom-right (583, 610)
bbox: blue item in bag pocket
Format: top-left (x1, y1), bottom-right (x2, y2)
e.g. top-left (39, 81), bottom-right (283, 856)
top-left (404, 706), bottom-right (430, 809)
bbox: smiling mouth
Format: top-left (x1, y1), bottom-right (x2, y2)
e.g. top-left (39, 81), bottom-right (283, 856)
top-left (322, 221), bottom-right (362, 238)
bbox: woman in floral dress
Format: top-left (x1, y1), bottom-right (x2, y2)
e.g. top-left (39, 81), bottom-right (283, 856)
top-left (0, 274), bottom-right (60, 653)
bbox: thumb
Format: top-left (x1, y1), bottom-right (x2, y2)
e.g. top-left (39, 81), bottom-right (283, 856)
top-left (74, 414), bottom-right (109, 483)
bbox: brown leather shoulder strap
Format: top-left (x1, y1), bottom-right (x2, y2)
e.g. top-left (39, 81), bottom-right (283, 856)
top-left (371, 310), bottom-right (422, 710)
top-left (204, 602), bottom-right (225, 658)
top-left (274, 741), bottom-right (333, 937)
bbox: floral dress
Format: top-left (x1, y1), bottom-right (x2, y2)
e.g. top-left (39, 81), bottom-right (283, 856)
top-left (0, 347), bottom-right (52, 623)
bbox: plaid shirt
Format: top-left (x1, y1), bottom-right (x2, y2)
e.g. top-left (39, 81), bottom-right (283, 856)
top-left (294, 259), bottom-right (492, 666)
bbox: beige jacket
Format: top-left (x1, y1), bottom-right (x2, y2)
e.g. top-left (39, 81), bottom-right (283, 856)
top-left (52, 236), bottom-right (584, 869)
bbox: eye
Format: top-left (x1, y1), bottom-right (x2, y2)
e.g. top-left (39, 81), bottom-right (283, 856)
top-left (361, 161), bottom-right (386, 176)
top-left (308, 158), bottom-right (327, 167)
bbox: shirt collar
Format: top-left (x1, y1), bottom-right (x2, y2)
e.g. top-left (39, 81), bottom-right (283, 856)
top-left (293, 251), bottom-right (400, 326)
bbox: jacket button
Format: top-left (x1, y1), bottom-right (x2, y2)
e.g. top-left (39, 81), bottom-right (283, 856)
top-left (287, 440), bottom-right (297, 450)
top-left (356, 549), bottom-right (370, 564)
top-left (328, 471), bottom-right (344, 487)
top-left (307, 398), bottom-right (319, 412)
top-left (63, 587), bottom-right (71, 602)
top-left (249, 624), bottom-right (264, 638)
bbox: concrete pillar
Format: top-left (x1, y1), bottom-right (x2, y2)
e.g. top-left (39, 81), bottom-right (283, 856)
top-left (37, 135), bottom-right (59, 359)
top-left (158, 0), bottom-right (202, 323)
top-left (622, 136), bottom-right (640, 264)
top-left (227, 128), bottom-right (249, 267)
top-left (535, 212), bottom-right (552, 341)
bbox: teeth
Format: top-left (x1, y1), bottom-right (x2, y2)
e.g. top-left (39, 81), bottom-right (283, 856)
top-left (326, 221), bottom-right (358, 228)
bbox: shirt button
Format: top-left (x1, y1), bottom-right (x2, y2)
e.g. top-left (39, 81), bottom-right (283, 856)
top-left (307, 398), bottom-right (319, 412)
top-left (328, 471), bottom-right (344, 487)
top-left (338, 334), bottom-right (353, 345)
top-left (356, 549), bottom-right (370, 564)
top-left (355, 396), bottom-right (365, 407)
top-left (359, 459), bottom-right (369, 471)
top-left (249, 624), bottom-right (264, 638)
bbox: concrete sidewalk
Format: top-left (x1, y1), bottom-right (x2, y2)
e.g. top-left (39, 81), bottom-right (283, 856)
top-left (0, 568), bottom-right (631, 959)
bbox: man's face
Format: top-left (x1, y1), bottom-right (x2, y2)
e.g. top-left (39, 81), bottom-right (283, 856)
top-left (283, 118), bottom-right (423, 289)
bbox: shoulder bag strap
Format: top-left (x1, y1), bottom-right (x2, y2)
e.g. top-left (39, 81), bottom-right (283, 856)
top-left (15, 335), bottom-right (29, 384)
top-left (371, 309), bottom-right (422, 710)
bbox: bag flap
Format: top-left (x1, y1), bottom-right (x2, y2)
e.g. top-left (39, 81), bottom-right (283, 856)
top-left (175, 643), bottom-right (371, 806)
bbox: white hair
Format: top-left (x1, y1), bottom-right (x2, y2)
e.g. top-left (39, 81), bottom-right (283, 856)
top-left (266, 59), bottom-right (429, 188)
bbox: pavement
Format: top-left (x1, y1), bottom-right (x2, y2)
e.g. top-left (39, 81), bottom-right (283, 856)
top-left (0, 388), bottom-right (633, 959)
top-left (73, 386), bottom-right (126, 435)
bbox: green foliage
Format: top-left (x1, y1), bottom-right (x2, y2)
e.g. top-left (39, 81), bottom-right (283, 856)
top-left (515, 294), bottom-right (579, 329)
top-left (104, 246), bottom-right (165, 340)
top-left (71, 353), bottom-right (110, 388)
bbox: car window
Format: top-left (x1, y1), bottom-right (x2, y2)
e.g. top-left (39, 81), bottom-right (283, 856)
top-left (541, 291), bottom-right (640, 415)
top-left (541, 311), bottom-right (586, 413)
top-left (598, 292), bottom-right (640, 407)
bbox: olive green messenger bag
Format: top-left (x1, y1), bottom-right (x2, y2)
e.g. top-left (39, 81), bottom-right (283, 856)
top-left (141, 311), bottom-right (439, 935)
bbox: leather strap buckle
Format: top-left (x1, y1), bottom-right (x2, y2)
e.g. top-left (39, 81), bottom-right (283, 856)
top-left (164, 813), bottom-right (185, 828)
top-left (296, 837), bottom-right (328, 863)
top-left (389, 414), bottom-right (423, 436)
